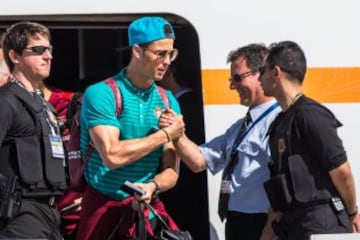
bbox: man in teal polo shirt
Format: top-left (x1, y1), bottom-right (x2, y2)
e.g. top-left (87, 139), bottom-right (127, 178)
top-left (76, 16), bottom-right (185, 240)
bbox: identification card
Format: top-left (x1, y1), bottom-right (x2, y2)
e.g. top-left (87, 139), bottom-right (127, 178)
top-left (220, 180), bottom-right (232, 194)
top-left (49, 135), bottom-right (65, 159)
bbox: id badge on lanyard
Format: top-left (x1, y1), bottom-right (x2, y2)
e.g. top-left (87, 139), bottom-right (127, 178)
top-left (220, 178), bottom-right (233, 194)
top-left (49, 134), bottom-right (65, 159)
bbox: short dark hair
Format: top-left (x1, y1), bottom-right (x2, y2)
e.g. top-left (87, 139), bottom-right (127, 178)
top-left (266, 40), bottom-right (307, 83)
top-left (227, 43), bottom-right (268, 71)
top-left (2, 21), bottom-right (51, 72)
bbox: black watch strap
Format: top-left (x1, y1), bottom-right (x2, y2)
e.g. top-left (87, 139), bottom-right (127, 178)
top-left (148, 179), bottom-right (160, 197)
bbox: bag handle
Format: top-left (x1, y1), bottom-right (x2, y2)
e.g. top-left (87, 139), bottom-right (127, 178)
top-left (136, 201), bottom-right (171, 240)
top-left (137, 202), bottom-right (147, 240)
top-left (141, 201), bottom-right (193, 240)
top-left (142, 201), bottom-right (171, 231)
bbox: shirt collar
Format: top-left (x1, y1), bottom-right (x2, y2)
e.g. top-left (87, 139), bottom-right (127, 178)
top-left (248, 99), bottom-right (278, 122)
top-left (119, 68), bottom-right (156, 97)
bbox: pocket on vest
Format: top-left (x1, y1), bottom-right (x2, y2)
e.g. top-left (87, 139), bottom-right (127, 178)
top-left (15, 136), bottom-right (43, 185)
top-left (288, 154), bottom-right (316, 202)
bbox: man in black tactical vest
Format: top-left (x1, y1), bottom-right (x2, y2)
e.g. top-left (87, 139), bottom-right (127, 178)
top-left (259, 41), bottom-right (360, 239)
top-left (0, 21), bottom-right (67, 239)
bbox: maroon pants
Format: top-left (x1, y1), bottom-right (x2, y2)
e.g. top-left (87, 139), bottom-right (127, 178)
top-left (56, 188), bottom-right (83, 238)
top-left (75, 185), bottom-right (178, 240)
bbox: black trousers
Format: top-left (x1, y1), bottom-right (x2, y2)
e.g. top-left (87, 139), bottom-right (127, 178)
top-left (225, 211), bottom-right (267, 240)
top-left (279, 203), bottom-right (351, 240)
top-left (0, 198), bottom-right (62, 240)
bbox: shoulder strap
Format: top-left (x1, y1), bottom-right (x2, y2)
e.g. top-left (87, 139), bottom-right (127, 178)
top-left (156, 86), bottom-right (169, 109)
top-left (8, 83), bottom-right (42, 113)
top-left (104, 77), bottom-right (122, 117)
top-left (103, 78), bottom-right (168, 115)
top-left (66, 92), bottom-right (82, 123)
top-left (6, 84), bottom-right (42, 137)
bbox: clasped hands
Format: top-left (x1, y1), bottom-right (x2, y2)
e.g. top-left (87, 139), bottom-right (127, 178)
top-left (158, 107), bottom-right (185, 142)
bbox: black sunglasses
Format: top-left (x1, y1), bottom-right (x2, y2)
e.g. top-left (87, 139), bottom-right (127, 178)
top-left (24, 45), bottom-right (53, 55)
top-left (229, 70), bottom-right (256, 82)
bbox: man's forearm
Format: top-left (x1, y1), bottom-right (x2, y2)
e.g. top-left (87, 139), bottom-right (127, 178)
top-left (154, 167), bottom-right (179, 193)
top-left (174, 134), bottom-right (207, 173)
top-left (153, 141), bottom-right (180, 192)
top-left (91, 126), bottom-right (170, 169)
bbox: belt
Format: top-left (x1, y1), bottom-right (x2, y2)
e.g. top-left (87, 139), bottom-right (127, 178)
top-left (284, 198), bottom-right (332, 214)
top-left (226, 211), bottom-right (267, 218)
top-left (294, 198), bottom-right (331, 209)
top-left (21, 195), bottom-right (56, 207)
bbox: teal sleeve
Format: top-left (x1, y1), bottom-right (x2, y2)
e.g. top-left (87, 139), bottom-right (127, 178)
top-left (81, 82), bottom-right (120, 129)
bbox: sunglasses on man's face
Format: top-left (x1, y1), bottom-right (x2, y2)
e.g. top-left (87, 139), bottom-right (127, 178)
top-left (142, 47), bottom-right (179, 62)
top-left (24, 45), bottom-right (53, 55)
top-left (229, 70), bottom-right (256, 82)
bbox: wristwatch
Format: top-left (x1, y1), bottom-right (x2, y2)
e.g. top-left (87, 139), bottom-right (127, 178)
top-left (148, 179), bottom-right (161, 197)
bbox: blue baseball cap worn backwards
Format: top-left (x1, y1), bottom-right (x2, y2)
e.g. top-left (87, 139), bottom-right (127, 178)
top-left (128, 16), bottom-right (175, 46)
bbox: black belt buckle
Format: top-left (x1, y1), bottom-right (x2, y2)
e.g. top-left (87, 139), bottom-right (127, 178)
top-left (21, 195), bottom-right (56, 207)
top-left (48, 196), bottom-right (55, 207)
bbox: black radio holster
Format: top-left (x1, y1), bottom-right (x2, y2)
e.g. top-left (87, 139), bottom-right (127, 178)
top-left (0, 174), bottom-right (18, 219)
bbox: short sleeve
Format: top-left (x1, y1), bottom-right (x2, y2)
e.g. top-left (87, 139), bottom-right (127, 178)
top-left (200, 121), bottom-right (240, 175)
top-left (81, 82), bottom-right (121, 130)
top-left (296, 105), bottom-right (347, 171)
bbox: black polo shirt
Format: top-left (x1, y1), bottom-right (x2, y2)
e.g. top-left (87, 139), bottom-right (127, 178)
top-left (268, 95), bottom-right (347, 175)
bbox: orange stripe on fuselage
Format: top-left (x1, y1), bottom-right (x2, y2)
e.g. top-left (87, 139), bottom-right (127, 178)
top-left (202, 67), bottom-right (360, 105)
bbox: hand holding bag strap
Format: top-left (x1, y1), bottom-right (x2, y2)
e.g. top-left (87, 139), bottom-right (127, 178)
top-left (143, 201), bottom-right (193, 240)
top-left (143, 201), bottom-right (171, 231)
top-left (119, 201), bottom-right (153, 240)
